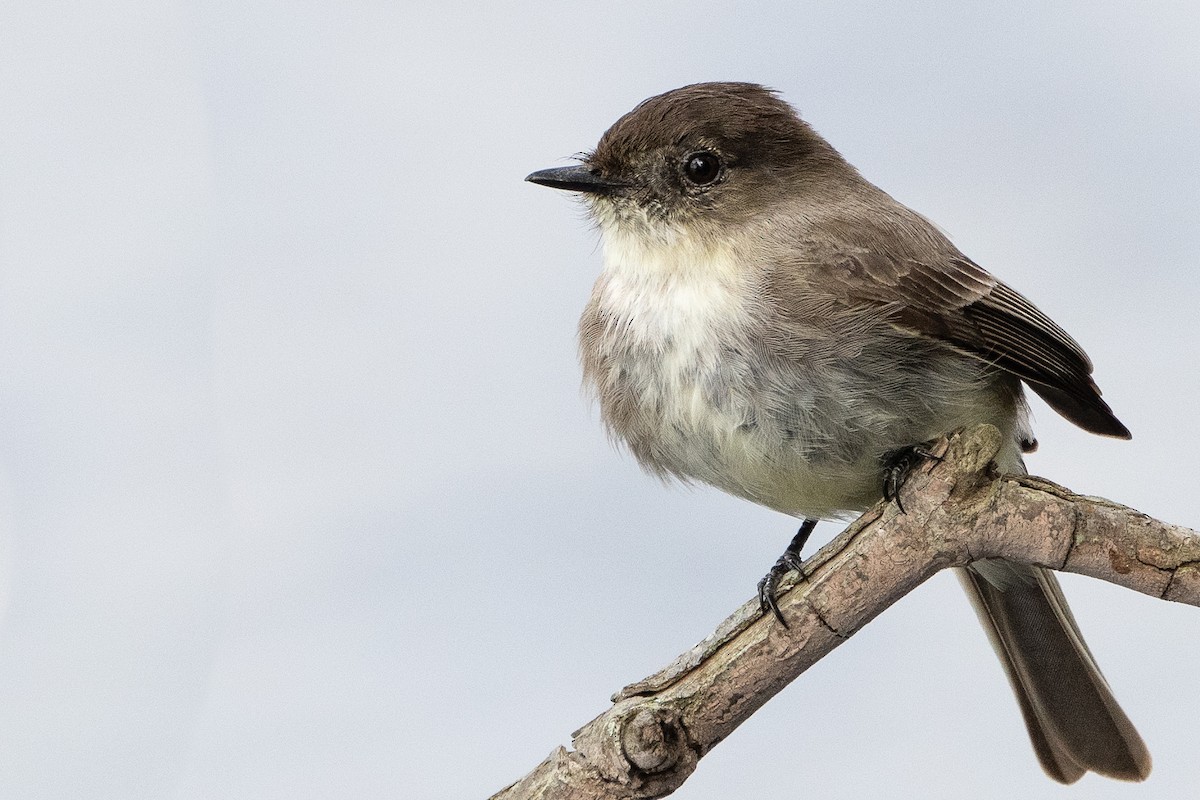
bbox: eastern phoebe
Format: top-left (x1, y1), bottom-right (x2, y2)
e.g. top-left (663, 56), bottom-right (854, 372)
top-left (526, 82), bottom-right (1149, 783)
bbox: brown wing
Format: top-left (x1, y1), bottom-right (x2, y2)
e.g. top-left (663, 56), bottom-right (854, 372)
top-left (827, 249), bottom-right (1130, 439)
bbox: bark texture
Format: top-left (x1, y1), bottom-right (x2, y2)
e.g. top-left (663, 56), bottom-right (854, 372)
top-left (491, 425), bottom-right (1200, 800)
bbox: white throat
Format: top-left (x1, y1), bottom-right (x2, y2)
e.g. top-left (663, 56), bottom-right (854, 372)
top-left (593, 220), bottom-right (751, 346)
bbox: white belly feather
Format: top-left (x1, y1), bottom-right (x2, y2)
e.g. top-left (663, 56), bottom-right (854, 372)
top-left (582, 227), bottom-right (883, 518)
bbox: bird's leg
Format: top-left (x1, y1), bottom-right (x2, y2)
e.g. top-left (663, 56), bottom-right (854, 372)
top-left (881, 442), bottom-right (943, 513)
top-left (757, 518), bottom-right (818, 627)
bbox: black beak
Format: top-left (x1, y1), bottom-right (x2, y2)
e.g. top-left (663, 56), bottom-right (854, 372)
top-left (525, 165), bottom-right (624, 194)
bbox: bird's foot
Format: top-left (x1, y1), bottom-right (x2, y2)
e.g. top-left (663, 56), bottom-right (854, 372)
top-left (881, 443), bottom-right (943, 513)
top-left (757, 518), bottom-right (818, 627)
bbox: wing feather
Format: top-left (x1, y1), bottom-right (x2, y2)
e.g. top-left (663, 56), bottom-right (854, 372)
top-left (808, 234), bottom-right (1129, 438)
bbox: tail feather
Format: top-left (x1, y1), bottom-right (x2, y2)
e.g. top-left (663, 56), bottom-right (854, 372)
top-left (958, 563), bottom-right (1151, 782)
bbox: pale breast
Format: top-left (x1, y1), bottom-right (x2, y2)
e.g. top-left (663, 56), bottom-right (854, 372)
top-left (583, 257), bottom-right (750, 442)
top-left (577, 229), bottom-right (889, 518)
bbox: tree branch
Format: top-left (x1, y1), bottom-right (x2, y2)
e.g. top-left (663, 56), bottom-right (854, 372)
top-left (490, 424), bottom-right (1200, 800)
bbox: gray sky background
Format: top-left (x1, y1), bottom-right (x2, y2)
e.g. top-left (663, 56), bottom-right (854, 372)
top-left (0, 1), bottom-right (1197, 798)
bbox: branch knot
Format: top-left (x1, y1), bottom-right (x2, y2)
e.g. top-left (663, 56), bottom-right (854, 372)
top-left (619, 707), bottom-right (687, 775)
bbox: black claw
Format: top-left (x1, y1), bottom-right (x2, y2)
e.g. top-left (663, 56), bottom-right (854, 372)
top-left (912, 446), bottom-right (943, 463)
top-left (758, 567), bottom-right (790, 627)
top-left (881, 442), bottom-right (940, 513)
top-left (757, 519), bottom-right (818, 627)
top-left (882, 464), bottom-right (905, 511)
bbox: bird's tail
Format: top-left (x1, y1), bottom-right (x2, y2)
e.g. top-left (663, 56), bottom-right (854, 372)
top-left (957, 561), bottom-right (1151, 782)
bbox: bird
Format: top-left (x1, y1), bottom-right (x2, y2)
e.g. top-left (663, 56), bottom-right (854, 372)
top-left (526, 81), bottom-right (1149, 783)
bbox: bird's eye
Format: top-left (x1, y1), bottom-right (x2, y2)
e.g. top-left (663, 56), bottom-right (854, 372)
top-left (682, 152), bottom-right (721, 186)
